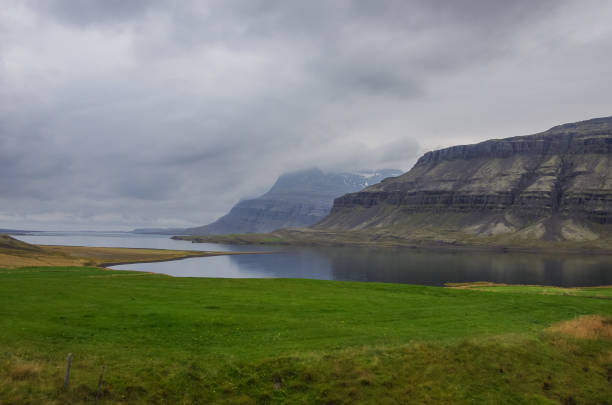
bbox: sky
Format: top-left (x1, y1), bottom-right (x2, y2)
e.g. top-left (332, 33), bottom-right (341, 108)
top-left (1, 0), bottom-right (612, 231)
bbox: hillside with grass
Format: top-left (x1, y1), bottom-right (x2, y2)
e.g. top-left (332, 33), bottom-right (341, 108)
top-left (1, 266), bottom-right (611, 404)
top-left (0, 234), bottom-right (230, 268)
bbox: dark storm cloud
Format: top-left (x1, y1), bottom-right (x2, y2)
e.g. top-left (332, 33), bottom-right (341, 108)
top-left (2, 0), bottom-right (612, 229)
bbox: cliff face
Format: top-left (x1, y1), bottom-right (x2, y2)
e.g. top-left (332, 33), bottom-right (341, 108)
top-left (317, 116), bottom-right (612, 241)
top-left (182, 168), bottom-right (401, 235)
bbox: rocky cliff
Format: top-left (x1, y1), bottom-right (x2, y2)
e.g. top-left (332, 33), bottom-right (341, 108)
top-left (317, 116), bottom-right (612, 242)
top-left (181, 168), bottom-right (401, 235)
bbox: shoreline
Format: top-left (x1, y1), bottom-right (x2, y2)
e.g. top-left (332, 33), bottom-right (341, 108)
top-left (97, 250), bottom-right (273, 268)
top-left (172, 234), bottom-right (612, 256)
top-left (0, 235), bottom-right (272, 268)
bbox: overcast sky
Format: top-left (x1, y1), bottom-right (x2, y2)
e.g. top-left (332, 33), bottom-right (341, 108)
top-left (1, 0), bottom-right (612, 230)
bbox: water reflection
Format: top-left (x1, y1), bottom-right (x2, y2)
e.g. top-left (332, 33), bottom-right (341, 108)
top-left (113, 246), bottom-right (612, 287)
top-left (113, 251), bottom-right (334, 279)
top-left (316, 247), bottom-right (612, 286)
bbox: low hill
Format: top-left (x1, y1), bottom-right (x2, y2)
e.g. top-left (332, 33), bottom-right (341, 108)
top-left (0, 234), bottom-right (41, 252)
top-left (0, 234), bottom-right (220, 267)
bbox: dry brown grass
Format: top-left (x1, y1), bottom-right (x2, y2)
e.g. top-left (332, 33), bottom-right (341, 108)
top-left (41, 245), bottom-right (224, 267)
top-left (599, 350), bottom-right (612, 364)
top-left (11, 361), bottom-right (42, 380)
top-left (0, 234), bottom-right (237, 268)
top-left (445, 281), bottom-right (502, 288)
top-left (549, 315), bottom-right (612, 340)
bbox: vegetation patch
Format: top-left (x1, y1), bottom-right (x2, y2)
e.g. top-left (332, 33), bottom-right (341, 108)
top-left (549, 315), bottom-right (612, 340)
top-left (9, 360), bottom-right (41, 381)
top-left (446, 282), bottom-right (612, 299)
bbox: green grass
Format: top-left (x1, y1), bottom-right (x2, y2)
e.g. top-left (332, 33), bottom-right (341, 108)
top-left (1, 266), bottom-right (611, 404)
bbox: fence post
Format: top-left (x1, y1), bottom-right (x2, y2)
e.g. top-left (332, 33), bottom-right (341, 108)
top-left (63, 353), bottom-right (72, 389)
top-left (94, 366), bottom-right (105, 405)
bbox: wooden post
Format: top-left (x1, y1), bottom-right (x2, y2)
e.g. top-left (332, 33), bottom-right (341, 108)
top-left (63, 353), bottom-right (72, 389)
top-left (94, 366), bottom-right (105, 405)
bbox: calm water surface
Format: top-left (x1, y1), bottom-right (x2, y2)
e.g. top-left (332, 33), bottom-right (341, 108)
top-left (12, 232), bottom-right (612, 287)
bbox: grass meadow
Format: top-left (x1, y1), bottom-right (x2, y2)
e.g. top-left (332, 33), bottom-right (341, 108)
top-left (1, 266), bottom-right (611, 404)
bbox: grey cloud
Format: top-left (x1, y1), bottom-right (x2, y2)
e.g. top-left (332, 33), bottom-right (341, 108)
top-left (28, 0), bottom-right (161, 27)
top-left (1, 1), bottom-right (611, 230)
top-left (28, 1), bottom-right (560, 97)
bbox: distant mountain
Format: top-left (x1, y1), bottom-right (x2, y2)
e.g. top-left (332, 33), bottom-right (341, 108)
top-left (316, 116), bottom-right (612, 243)
top-left (0, 228), bottom-right (34, 235)
top-left (176, 168), bottom-right (402, 235)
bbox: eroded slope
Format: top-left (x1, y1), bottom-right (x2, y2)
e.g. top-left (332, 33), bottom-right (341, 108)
top-left (318, 116), bottom-right (612, 242)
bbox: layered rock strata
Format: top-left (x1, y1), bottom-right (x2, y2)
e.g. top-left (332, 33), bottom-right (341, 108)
top-left (318, 117), bottom-right (612, 241)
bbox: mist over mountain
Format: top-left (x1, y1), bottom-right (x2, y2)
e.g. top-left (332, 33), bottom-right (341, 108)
top-left (173, 168), bottom-right (401, 235)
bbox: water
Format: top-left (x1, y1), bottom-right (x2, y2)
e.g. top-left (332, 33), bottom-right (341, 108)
top-left (12, 232), bottom-right (612, 287)
top-left (12, 231), bottom-right (269, 252)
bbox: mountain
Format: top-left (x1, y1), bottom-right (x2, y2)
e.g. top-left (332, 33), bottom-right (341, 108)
top-left (0, 229), bottom-right (34, 235)
top-left (316, 116), bottom-right (612, 244)
top-left (179, 168), bottom-right (402, 235)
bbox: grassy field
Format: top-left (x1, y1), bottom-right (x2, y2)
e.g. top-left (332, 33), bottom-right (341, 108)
top-left (1, 266), bottom-right (611, 404)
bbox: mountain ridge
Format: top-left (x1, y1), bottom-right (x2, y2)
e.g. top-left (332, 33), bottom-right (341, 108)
top-left (180, 168), bottom-right (402, 235)
top-left (136, 168), bottom-right (402, 235)
top-left (314, 116), bottom-right (612, 243)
